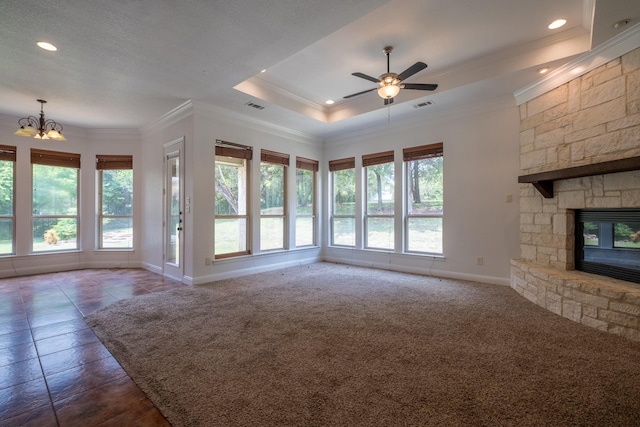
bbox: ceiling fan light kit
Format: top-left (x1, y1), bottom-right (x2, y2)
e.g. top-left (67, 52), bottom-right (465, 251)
top-left (344, 46), bottom-right (438, 105)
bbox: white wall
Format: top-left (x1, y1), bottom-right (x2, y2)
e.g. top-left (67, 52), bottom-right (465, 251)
top-left (139, 105), bottom-right (194, 277)
top-left (0, 114), bottom-right (141, 277)
top-left (323, 97), bottom-right (521, 285)
top-left (139, 102), bottom-right (324, 284)
top-left (190, 102), bottom-right (324, 283)
top-left (0, 95), bottom-right (521, 285)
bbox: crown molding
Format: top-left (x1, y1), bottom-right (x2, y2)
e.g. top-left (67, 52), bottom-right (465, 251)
top-left (514, 22), bottom-right (640, 105)
top-left (324, 94), bottom-right (516, 147)
top-left (139, 100), bottom-right (194, 136)
top-left (192, 100), bottom-right (321, 146)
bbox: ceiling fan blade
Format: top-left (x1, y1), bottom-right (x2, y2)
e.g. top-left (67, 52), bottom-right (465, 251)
top-left (401, 83), bottom-right (438, 91)
top-left (352, 72), bottom-right (380, 83)
top-left (384, 97), bottom-right (394, 106)
top-left (343, 87), bottom-right (377, 99)
top-left (397, 62), bottom-right (427, 81)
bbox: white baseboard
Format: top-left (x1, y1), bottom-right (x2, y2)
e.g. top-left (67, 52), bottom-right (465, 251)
top-left (192, 256), bottom-right (320, 284)
top-left (322, 256), bottom-right (510, 287)
top-left (0, 260), bottom-right (145, 279)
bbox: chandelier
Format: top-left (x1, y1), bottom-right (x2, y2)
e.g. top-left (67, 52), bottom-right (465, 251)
top-left (14, 99), bottom-right (67, 141)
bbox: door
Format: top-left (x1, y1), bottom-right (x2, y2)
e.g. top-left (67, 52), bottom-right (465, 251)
top-left (163, 138), bottom-right (184, 281)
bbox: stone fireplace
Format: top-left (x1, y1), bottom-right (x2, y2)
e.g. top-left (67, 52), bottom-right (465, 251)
top-left (510, 46), bottom-right (640, 341)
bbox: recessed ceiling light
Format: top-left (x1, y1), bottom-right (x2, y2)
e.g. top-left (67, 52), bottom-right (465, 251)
top-left (325, 100), bottom-right (335, 105)
top-left (538, 67), bottom-right (550, 74)
top-left (260, 69), bottom-right (266, 73)
top-left (37, 41), bottom-right (57, 51)
top-left (548, 19), bottom-right (566, 30)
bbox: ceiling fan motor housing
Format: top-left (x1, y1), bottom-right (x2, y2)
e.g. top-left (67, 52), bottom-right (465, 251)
top-left (379, 73), bottom-right (400, 86)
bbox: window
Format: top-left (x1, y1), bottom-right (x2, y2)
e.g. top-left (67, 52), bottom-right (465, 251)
top-left (295, 157), bottom-right (318, 247)
top-left (31, 149), bottom-right (80, 252)
top-left (214, 141), bottom-right (252, 258)
top-left (329, 157), bottom-right (356, 247)
top-left (97, 155), bottom-right (133, 249)
top-left (260, 150), bottom-right (288, 251)
top-left (364, 151), bottom-right (395, 250)
top-left (0, 145), bottom-right (16, 255)
top-left (404, 143), bottom-right (443, 254)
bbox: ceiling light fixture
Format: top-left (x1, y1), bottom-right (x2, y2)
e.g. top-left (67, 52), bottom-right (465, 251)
top-left (325, 99), bottom-right (335, 105)
top-left (548, 19), bottom-right (567, 30)
top-left (14, 99), bottom-right (67, 141)
top-left (37, 41), bottom-right (57, 51)
top-left (377, 73), bottom-right (401, 99)
top-left (538, 67), bottom-right (550, 74)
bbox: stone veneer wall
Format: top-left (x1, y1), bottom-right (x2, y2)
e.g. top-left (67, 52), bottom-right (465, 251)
top-left (511, 47), bottom-right (640, 341)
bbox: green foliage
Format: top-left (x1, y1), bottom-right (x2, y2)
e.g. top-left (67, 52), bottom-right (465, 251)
top-left (260, 164), bottom-right (284, 212)
top-left (333, 168), bottom-right (355, 214)
top-left (215, 161), bottom-right (241, 215)
top-left (296, 169), bottom-right (313, 211)
top-left (0, 160), bottom-right (13, 243)
top-left (409, 157), bottom-right (443, 214)
top-left (0, 161), bottom-right (14, 216)
top-left (54, 218), bottom-right (78, 240)
top-left (32, 164), bottom-right (77, 215)
top-left (614, 223), bottom-right (636, 241)
top-left (102, 170), bottom-right (133, 215)
top-left (583, 222), bottom-right (598, 234)
top-left (33, 218), bottom-right (77, 242)
top-left (366, 163), bottom-right (394, 214)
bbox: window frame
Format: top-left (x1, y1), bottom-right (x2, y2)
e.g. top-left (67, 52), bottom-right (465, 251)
top-left (214, 140), bottom-right (252, 259)
top-left (403, 143), bottom-right (444, 255)
top-left (363, 151), bottom-right (395, 251)
top-left (259, 149), bottom-right (289, 252)
top-left (295, 156), bottom-right (318, 248)
top-left (31, 148), bottom-right (81, 253)
top-left (329, 157), bottom-right (356, 247)
top-left (0, 145), bottom-right (16, 256)
top-left (97, 155), bottom-right (133, 250)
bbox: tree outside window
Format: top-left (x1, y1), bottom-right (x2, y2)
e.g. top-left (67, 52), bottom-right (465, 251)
top-left (404, 143), bottom-right (443, 254)
top-left (364, 151), bottom-right (394, 250)
top-left (214, 142), bottom-right (251, 258)
top-left (295, 157), bottom-right (318, 247)
top-left (260, 150), bottom-right (288, 251)
top-left (31, 149), bottom-right (80, 252)
top-left (0, 145), bottom-right (15, 255)
top-left (329, 157), bottom-right (356, 247)
top-left (97, 155), bottom-right (133, 249)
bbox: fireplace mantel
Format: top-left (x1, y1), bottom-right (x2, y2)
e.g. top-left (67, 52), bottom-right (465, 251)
top-left (518, 156), bottom-right (640, 198)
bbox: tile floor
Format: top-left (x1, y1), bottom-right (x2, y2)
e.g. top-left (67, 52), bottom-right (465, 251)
top-left (0, 268), bottom-right (187, 426)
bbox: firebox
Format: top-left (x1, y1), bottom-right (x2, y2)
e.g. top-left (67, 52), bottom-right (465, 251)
top-left (575, 209), bottom-right (640, 284)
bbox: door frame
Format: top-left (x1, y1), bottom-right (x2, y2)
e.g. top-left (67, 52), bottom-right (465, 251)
top-left (163, 137), bottom-right (185, 281)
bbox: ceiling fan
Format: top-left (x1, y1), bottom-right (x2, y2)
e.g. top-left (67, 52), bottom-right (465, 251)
top-left (343, 46), bottom-right (438, 105)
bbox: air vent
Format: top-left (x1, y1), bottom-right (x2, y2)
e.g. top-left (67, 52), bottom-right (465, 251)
top-left (413, 100), bottom-right (433, 109)
top-left (244, 102), bottom-right (265, 110)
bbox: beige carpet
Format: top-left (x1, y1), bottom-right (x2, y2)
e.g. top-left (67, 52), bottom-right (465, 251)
top-left (86, 262), bottom-right (640, 426)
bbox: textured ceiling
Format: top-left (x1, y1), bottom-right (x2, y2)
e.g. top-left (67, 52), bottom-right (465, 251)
top-left (0, 0), bottom-right (638, 138)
